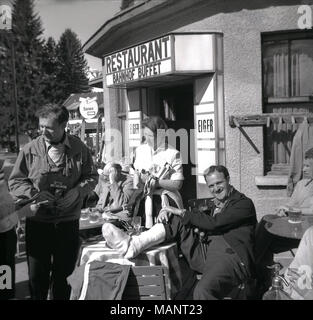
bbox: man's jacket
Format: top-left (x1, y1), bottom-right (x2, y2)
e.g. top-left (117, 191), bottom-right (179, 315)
top-left (182, 188), bottom-right (257, 273)
top-left (8, 134), bottom-right (97, 223)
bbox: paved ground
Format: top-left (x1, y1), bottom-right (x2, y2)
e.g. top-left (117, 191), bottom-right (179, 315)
top-left (15, 242), bottom-right (31, 300)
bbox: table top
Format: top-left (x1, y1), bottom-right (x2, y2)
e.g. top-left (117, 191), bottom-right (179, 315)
top-left (265, 215), bottom-right (313, 240)
top-left (79, 211), bottom-right (120, 230)
top-left (79, 217), bottom-right (105, 230)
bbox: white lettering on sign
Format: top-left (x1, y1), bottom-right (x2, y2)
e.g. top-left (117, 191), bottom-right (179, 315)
top-left (105, 36), bottom-right (172, 86)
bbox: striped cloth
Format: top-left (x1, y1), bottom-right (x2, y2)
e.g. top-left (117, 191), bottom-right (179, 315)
top-left (79, 241), bottom-right (183, 299)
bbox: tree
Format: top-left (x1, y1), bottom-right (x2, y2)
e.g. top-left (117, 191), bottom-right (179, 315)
top-left (0, 0), bottom-right (48, 148)
top-left (12, 0), bottom-right (46, 133)
top-left (41, 36), bottom-right (63, 103)
top-left (56, 28), bottom-right (90, 102)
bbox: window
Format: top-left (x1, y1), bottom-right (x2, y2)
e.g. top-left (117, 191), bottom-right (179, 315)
top-left (263, 37), bottom-right (313, 101)
top-left (262, 31), bottom-right (313, 174)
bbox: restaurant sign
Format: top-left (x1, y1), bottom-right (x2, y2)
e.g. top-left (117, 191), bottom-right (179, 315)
top-left (104, 33), bottom-right (215, 87)
top-left (105, 35), bottom-right (172, 86)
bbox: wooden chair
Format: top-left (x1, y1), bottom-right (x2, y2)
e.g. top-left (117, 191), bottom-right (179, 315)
top-left (122, 266), bottom-right (170, 300)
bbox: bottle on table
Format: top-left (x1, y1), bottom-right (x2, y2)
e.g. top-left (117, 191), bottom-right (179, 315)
top-left (262, 263), bottom-right (292, 300)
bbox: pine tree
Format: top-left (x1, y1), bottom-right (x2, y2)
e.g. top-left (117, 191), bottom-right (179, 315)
top-left (41, 37), bottom-right (62, 103)
top-left (56, 28), bottom-right (90, 102)
top-left (12, 0), bottom-right (47, 133)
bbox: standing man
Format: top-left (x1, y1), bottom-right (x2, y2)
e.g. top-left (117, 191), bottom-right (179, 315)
top-left (8, 104), bottom-right (97, 300)
top-left (102, 165), bottom-right (257, 299)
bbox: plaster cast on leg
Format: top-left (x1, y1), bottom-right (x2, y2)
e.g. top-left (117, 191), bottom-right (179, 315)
top-left (102, 223), bottom-right (130, 255)
top-left (125, 223), bottom-right (166, 259)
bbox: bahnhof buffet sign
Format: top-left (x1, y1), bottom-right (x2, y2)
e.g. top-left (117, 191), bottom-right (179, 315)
top-left (104, 35), bottom-right (172, 86)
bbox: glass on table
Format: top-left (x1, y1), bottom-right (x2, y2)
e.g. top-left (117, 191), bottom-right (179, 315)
top-left (89, 208), bottom-right (100, 223)
top-left (81, 208), bottom-right (90, 220)
top-left (287, 207), bottom-right (302, 224)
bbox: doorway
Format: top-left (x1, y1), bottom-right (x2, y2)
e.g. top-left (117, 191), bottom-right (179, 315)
top-left (158, 83), bottom-right (196, 205)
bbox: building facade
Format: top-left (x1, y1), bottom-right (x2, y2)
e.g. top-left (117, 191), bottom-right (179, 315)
top-left (83, 0), bottom-right (313, 219)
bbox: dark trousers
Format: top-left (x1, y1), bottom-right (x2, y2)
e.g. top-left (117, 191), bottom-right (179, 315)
top-left (0, 228), bottom-right (17, 300)
top-left (255, 215), bottom-right (299, 296)
top-left (164, 216), bottom-right (249, 300)
top-left (25, 219), bottom-right (80, 300)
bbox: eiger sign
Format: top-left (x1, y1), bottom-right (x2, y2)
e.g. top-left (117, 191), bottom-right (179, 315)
top-left (105, 36), bottom-right (172, 86)
top-left (79, 97), bottom-right (99, 119)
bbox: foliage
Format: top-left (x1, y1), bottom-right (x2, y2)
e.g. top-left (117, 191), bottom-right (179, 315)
top-left (0, 1), bottom-right (90, 150)
top-left (56, 28), bottom-right (90, 102)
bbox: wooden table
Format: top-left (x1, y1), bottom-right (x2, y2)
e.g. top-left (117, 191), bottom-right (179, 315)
top-left (265, 215), bottom-right (313, 240)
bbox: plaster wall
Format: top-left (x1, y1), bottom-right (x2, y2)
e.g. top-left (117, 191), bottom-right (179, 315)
top-left (101, 1), bottom-right (307, 219)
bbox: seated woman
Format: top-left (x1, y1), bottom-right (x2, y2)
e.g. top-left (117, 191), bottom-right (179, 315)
top-left (283, 226), bottom-right (313, 300)
top-left (255, 147), bottom-right (313, 297)
top-left (133, 116), bottom-right (184, 229)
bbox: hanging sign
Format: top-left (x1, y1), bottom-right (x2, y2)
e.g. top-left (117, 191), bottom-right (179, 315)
top-left (79, 97), bottom-right (99, 119)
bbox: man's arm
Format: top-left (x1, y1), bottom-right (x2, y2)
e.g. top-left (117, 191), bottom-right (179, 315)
top-left (181, 197), bottom-right (256, 232)
top-left (109, 176), bottom-right (135, 208)
top-left (8, 149), bottom-right (38, 201)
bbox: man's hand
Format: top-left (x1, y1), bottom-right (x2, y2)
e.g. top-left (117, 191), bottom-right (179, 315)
top-left (157, 206), bottom-right (186, 223)
top-left (157, 209), bottom-right (172, 223)
top-left (56, 188), bottom-right (80, 211)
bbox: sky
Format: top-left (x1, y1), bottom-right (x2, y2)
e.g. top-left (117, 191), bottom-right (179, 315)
top-left (33, 0), bottom-right (122, 70)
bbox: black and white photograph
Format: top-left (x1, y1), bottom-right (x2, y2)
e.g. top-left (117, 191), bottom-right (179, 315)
top-left (1, 0), bottom-right (313, 308)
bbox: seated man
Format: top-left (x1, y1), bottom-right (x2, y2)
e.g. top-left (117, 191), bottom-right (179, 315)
top-left (87, 162), bottom-right (135, 214)
top-left (284, 226), bottom-right (313, 300)
top-left (255, 147), bottom-right (313, 296)
top-left (102, 165), bottom-right (257, 300)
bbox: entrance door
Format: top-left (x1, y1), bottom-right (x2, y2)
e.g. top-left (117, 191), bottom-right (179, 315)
top-left (158, 84), bottom-right (196, 206)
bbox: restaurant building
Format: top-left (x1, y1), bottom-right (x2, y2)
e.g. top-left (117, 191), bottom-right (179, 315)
top-left (83, 0), bottom-right (313, 219)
